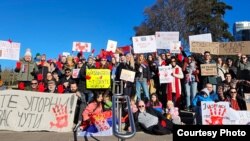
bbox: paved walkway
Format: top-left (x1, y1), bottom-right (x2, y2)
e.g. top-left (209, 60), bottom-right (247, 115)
top-left (0, 131), bottom-right (172, 141)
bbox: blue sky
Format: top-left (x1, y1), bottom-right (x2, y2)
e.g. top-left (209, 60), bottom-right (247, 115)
top-left (0, 0), bottom-right (249, 69)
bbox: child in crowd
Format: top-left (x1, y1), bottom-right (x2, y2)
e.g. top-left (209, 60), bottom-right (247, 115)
top-left (103, 93), bottom-right (112, 111)
top-left (166, 100), bottom-right (182, 124)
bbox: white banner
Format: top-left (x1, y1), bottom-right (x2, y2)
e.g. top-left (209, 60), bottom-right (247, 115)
top-left (155, 31), bottom-right (179, 49)
top-left (158, 66), bottom-right (173, 84)
top-left (132, 35), bottom-right (157, 53)
top-left (106, 40), bottom-right (117, 53)
top-left (0, 90), bottom-right (77, 132)
top-left (72, 42), bottom-right (91, 52)
top-left (201, 101), bottom-right (250, 125)
top-left (0, 40), bottom-right (20, 60)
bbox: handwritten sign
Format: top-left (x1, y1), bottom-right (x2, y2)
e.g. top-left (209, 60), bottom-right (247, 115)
top-left (106, 40), bottom-right (117, 53)
top-left (189, 33), bottom-right (212, 43)
top-left (170, 41), bottom-right (181, 54)
top-left (72, 69), bottom-right (80, 78)
top-left (72, 42), bottom-right (91, 52)
top-left (190, 41), bottom-right (250, 55)
top-left (201, 101), bottom-right (250, 125)
top-left (190, 42), bottom-right (220, 55)
top-left (200, 64), bottom-right (217, 76)
top-left (158, 66), bottom-right (173, 84)
top-left (86, 69), bottom-right (111, 89)
top-left (0, 90), bottom-right (77, 132)
top-left (132, 35), bottom-right (157, 53)
top-left (0, 40), bottom-right (20, 60)
top-left (120, 69), bottom-right (135, 82)
top-left (155, 31), bottom-right (179, 49)
top-left (219, 41), bottom-right (250, 55)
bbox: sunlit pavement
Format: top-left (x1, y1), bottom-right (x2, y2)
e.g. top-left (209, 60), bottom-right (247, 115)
top-left (0, 131), bottom-right (172, 141)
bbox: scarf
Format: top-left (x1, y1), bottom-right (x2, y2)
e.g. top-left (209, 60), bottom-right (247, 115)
top-left (167, 67), bottom-right (181, 107)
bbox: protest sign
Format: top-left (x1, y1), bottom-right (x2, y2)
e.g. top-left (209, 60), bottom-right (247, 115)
top-left (0, 40), bottom-right (20, 60)
top-left (155, 31), bottom-right (179, 49)
top-left (0, 90), bottom-right (77, 132)
top-left (106, 40), bottom-right (117, 53)
top-left (86, 69), bottom-right (111, 89)
top-left (158, 66), bottom-right (173, 84)
top-left (190, 42), bottom-right (220, 55)
top-left (72, 69), bottom-right (80, 78)
top-left (170, 41), bottom-right (181, 54)
top-left (120, 69), bottom-right (135, 82)
top-left (200, 64), bottom-right (217, 76)
top-left (72, 42), bottom-right (91, 52)
top-left (201, 101), bottom-right (250, 125)
top-left (132, 35), bottom-right (157, 53)
top-left (219, 41), bottom-right (250, 55)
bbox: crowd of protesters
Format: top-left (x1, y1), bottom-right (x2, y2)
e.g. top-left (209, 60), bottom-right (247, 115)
top-left (2, 46), bottom-right (250, 134)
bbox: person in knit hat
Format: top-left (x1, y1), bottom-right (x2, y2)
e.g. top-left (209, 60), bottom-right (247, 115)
top-left (192, 87), bottom-right (218, 124)
top-left (15, 48), bottom-right (38, 90)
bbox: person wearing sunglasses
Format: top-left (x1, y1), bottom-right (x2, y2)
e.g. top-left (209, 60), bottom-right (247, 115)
top-left (128, 100), bottom-right (173, 135)
top-left (226, 88), bottom-right (247, 110)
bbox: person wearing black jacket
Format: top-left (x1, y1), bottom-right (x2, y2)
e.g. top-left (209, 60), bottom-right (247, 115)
top-left (125, 100), bottom-right (173, 135)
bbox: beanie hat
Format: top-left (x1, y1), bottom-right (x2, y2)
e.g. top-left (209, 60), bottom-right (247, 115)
top-left (24, 48), bottom-right (32, 57)
top-left (201, 88), bottom-right (209, 96)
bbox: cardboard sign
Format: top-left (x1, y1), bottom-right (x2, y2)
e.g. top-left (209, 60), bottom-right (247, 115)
top-left (86, 69), bottom-right (111, 89)
top-left (0, 90), bottom-right (77, 132)
top-left (106, 40), bottom-right (117, 53)
top-left (190, 41), bottom-right (250, 55)
top-left (158, 66), bottom-right (173, 84)
top-left (190, 41), bottom-right (220, 55)
top-left (0, 40), bottom-right (20, 60)
top-left (72, 42), bottom-right (91, 52)
top-left (132, 35), bottom-right (157, 53)
top-left (219, 41), bottom-right (250, 55)
top-left (120, 69), bottom-right (135, 82)
top-left (200, 64), bottom-right (217, 76)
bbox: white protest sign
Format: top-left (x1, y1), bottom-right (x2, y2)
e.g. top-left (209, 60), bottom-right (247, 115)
top-left (72, 69), bottom-right (80, 78)
top-left (132, 35), bottom-right (157, 53)
top-left (170, 41), bottom-right (181, 54)
top-left (62, 52), bottom-right (70, 57)
top-left (106, 40), bottom-right (117, 53)
top-left (201, 101), bottom-right (230, 125)
top-left (189, 33), bottom-right (212, 43)
top-left (155, 32), bottom-right (179, 49)
top-left (201, 101), bottom-right (250, 125)
top-left (72, 42), bottom-right (91, 52)
top-left (0, 90), bottom-right (77, 132)
top-left (158, 66), bottom-right (173, 84)
top-left (120, 69), bottom-right (136, 82)
top-left (0, 40), bottom-right (20, 60)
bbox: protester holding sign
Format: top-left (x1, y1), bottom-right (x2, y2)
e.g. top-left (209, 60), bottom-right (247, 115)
top-left (196, 51), bottom-right (217, 92)
top-left (192, 87), bottom-right (219, 124)
top-left (15, 48), bottom-right (38, 90)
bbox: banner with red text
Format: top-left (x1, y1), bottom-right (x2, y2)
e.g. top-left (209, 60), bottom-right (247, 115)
top-left (0, 90), bottom-right (77, 132)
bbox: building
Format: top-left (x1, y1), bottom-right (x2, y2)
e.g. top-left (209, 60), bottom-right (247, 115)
top-left (233, 21), bottom-right (250, 41)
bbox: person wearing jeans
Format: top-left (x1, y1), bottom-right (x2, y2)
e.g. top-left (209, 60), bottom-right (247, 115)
top-left (135, 54), bottom-right (151, 102)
